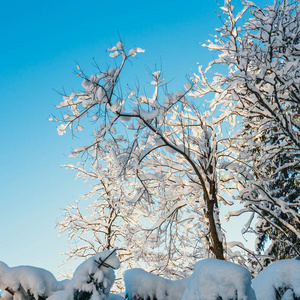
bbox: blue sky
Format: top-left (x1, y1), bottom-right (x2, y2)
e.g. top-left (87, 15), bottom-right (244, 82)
top-left (0, 0), bottom-right (259, 278)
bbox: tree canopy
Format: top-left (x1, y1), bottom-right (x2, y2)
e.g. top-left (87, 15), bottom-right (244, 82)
top-left (53, 0), bottom-right (300, 282)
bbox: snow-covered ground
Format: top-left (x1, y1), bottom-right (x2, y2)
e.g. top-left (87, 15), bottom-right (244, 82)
top-left (1, 254), bottom-right (299, 300)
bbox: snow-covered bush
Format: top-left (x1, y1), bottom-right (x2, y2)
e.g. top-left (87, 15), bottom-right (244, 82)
top-left (252, 259), bottom-right (300, 300)
top-left (71, 249), bottom-right (120, 300)
top-left (2, 256), bottom-right (300, 300)
top-left (124, 268), bottom-right (188, 300)
top-left (0, 261), bottom-right (58, 299)
top-left (0, 249), bottom-right (120, 300)
top-left (181, 259), bottom-right (256, 300)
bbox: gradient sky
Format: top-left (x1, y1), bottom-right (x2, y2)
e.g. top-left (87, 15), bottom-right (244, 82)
top-left (0, 0), bottom-right (263, 279)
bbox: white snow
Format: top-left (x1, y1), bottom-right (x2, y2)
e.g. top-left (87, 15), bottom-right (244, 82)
top-left (181, 259), bottom-right (256, 300)
top-left (281, 289), bottom-right (295, 300)
top-left (71, 249), bottom-right (120, 300)
top-left (0, 261), bottom-right (58, 299)
top-left (57, 279), bottom-right (72, 290)
top-left (47, 288), bottom-right (73, 300)
top-left (128, 47), bottom-right (145, 57)
top-left (0, 291), bottom-right (13, 300)
top-left (252, 259), bottom-right (300, 300)
top-left (124, 268), bottom-right (188, 300)
top-left (1, 251), bottom-right (299, 300)
top-left (0, 250), bottom-right (120, 300)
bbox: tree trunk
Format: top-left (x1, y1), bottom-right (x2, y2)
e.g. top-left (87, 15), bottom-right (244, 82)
top-left (205, 193), bottom-right (225, 260)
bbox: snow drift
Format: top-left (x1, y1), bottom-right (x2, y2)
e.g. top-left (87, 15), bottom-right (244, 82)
top-left (124, 268), bottom-right (188, 300)
top-left (180, 259), bottom-right (256, 300)
top-left (252, 259), bottom-right (300, 300)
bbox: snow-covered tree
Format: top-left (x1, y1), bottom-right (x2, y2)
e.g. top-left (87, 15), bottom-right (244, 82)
top-left (53, 0), bottom-right (300, 279)
top-left (53, 39), bottom-right (246, 278)
top-left (58, 146), bottom-right (140, 290)
top-left (192, 0), bottom-right (300, 268)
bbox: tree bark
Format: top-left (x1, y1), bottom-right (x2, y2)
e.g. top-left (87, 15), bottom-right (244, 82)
top-left (205, 186), bottom-right (225, 260)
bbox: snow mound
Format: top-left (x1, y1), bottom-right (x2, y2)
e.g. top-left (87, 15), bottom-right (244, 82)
top-left (0, 261), bottom-right (58, 299)
top-left (252, 259), bottom-right (300, 300)
top-left (124, 268), bottom-right (188, 300)
top-left (181, 258), bottom-right (256, 300)
top-left (0, 249), bottom-right (120, 300)
top-left (72, 249), bottom-right (120, 299)
top-left (48, 249), bottom-right (120, 300)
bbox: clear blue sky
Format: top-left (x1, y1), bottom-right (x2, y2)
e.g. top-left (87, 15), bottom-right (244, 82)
top-left (0, 0), bottom-right (259, 278)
